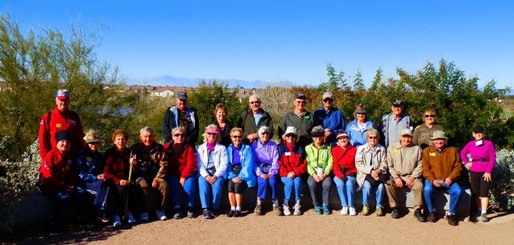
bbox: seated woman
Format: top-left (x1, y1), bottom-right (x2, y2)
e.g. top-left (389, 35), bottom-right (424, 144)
top-left (76, 129), bottom-right (109, 222)
top-left (305, 126), bottom-right (333, 215)
top-left (197, 124), bottom-right (228, 219)
top-left (226, 127), bottom-right (256, 217)
top-left (332, 131), bottom-right (358, 216)
top-left (164, 126), bottom-right (198, 219)
top-left (251, 126), bottom-right (280, 216)
top-left (355, 128), bottom-right (388, 216)
top-left (103, 129), bottom-right (137, 227)
top-left (279, 126), bottom-right (307, 216)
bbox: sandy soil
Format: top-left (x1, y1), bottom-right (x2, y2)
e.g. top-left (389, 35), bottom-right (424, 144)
top-left (5, 209), bottom-right (514, 245)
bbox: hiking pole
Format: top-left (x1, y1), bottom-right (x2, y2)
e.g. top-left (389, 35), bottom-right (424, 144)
top-left (125, 151), bottom-right (135, 220)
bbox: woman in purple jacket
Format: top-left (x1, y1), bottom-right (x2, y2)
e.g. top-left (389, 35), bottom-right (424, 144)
top-left (460, 126), bottom-right (496, 222)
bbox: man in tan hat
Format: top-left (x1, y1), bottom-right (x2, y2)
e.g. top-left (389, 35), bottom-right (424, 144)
top-left (313, 92), bottom-right (346, 145)
top-left (422, 130), bottom-right (463, 226)
top-left (385, 128), bottom-right (426, 222)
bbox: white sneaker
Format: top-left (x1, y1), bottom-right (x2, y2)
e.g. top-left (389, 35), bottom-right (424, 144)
top-left (156, 210), bottom-right (167, 221)
top-left (341, 206), bottom-right (349, 215)
top-left (140, 212), bottom-right (149, 221)
top-left (349, 207), bottom-right (357, 216)
top-left (126, 211), bottom-right (136, 223)
top-left (283, 205), bottom-right (292, 216)
top-left (113, 215), bottom-right (122, 227)
top-left (293, 205), bottom-right (302, 216)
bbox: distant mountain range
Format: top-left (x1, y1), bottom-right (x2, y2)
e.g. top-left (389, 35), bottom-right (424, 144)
top-left (124, 75), bottom-right (295, 89)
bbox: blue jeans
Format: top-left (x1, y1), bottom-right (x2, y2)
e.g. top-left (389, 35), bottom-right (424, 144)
top-left (362, 180), bottom-right (384, 208)
top-left (333, 175), bottom-right (356, 207)
top-left (166, 174), bottom-right (197, 208)
top-left (424, 179), bottom-right (462, 214)
top-left (281, 176), bottom-right (302, 202)
top-left (257, 175), bottom-right (278, 199)
top-left (198, 175), bottom-right (225, 210)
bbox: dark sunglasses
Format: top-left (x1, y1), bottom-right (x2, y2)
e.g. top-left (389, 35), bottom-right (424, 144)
top-left (323, 99), bottom-right (333, 102)
top-left (368, 136), bottom-right (378, 139)
top-left (250, 101), bottom-right (260, 104)
top-left (424, 114), bottom-right (435, 118)
top-left (232, 135), bottom-right (243, 139)
top-left (173, 134), bottom-right (185, 137)
top-left (261, 132), bottom-right (270, 135)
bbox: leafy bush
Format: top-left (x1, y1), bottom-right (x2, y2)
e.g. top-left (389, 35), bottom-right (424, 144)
top-left (490, 149), bottom-right (514, 211)
top-left (0, 140), bottom-right (40, 194)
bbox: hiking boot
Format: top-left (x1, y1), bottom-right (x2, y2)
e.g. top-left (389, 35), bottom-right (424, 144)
top-left (322, 205), bottom-right (332, 215)
top-left (234, 210), bottom-right (242, 217)
top-left (203, 209), bottom-right (213, 219)
top-left (349, 207), bottom-right (357, 216)
top-left (139, 212), bottom-right (149, 222)
top-left (126, 212), bottom-right (136, 223)
top-left (293, 205), bottom-right (302, 216)
top-left (376, 207), bottom-right (385, 217)
top-left (211, 209), bottom-right (219, 217)
top-left (254, 204), bottom-right (262, 215)
top-left (227, 210), bottom-right (235, 217)
top-left (273, 206), bottom-right (283, 216)
top-left (391, 208), bottom-right (400, 219)
top-left (113, 215), bottom-right (122, 227)
top-left (481, 213), bottom-right (489, 222)
top-left (427, 211), bottom-right (437, 223)
top-left (340, 206), bottom-right (349, 215)
top-left (414, 209), bottom-right (427, 222)
top-left (361, 205), bottom-right (370, 216)
top-left (447, 214), bottom-right (458, 226)
top-left (283, 205), bottom-right (292, 216)
top-left (314, 205), bottom-right (322, 215)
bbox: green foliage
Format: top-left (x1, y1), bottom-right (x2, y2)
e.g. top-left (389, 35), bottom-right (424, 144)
top-left (490, 149), bottom-right (514, 211)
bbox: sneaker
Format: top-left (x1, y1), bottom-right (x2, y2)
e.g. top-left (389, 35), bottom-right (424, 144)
top-left (203, 209), bottom-right (213, 219)
top-left (99, 212), bottom-right (110, 223)
top-left (126, 212), bottom-right (136, 223)
top-left (283, 205), bottom-right (292, 216)
top-left (414, 209), bottom-right (427, 222)
top-left (113, 215), bottom-right (122, 227)
top-left (293, 205), bottom-right (302, 216)
top-left (314, 205), bottom-right (322, 215)
top-left (349, 207), bottom-right (357, 216)
top-left (273, 206), bottom-right (283, 216)
top-left (376, 207), bottom-right (385, 217)
top-left (227, 210), bottom-right (235, 217)
top-left (340, 206), bottom-right (349, 215)
top-left (234, 210), bottom-right (242, 217)
top-left (254, 204), bottom-right (262, 216)
top-left (211, 209), bottom-right (219, 217)
top-left (139, 212), bottom-right (149, 222)
top-left (361, 205), bottom-right (370, 216)
top-left (322, 205), bottom-right (332, 215)
top-left (173, 209), bottom-right (183, 219)
top-left (391, 208), bottom-right (400, 219)
top-left (155, 210), bottom-right (167, 221)
top-left (481, 213), bottom-right (489, 223)
top-left (427, 211), bottom-right (437, 223)
top-left (187, 208), bottom-right (195, 218)
top-left (447, 214), bottom-right (458, 226)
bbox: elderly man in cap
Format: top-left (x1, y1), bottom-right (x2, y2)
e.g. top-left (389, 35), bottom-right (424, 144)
top-left (236, 94), bottom-right (274, 145)
top-left (39, 89), bottom-right (84, 159)
top-left (278, 93), bottom-right (315, 147)
top-left (378, 99), bottom-right (411, 148)
top-left (422, 130), bottom-right (463, 226)
top-left (162, 91), bottom-right (199, 145)
top-left (313, 92), bottom-right (346, 145)
top-left (385, 128), bottom-right (426, 222)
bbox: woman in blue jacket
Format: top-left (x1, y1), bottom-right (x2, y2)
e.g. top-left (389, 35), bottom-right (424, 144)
top-left (346, 104), bottom-right (376, 147)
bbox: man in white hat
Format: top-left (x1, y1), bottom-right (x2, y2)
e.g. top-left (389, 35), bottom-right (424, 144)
top-left (313, 92), bottom-right (346, 145)
top-left (385, 128), bottom-right (426, 222)
top-left (422, 130), bottom-right (463, 226)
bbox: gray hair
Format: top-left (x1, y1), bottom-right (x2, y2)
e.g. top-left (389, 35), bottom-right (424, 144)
top-left (140, 126), bottom-right (155, 135)
top-left (249, 94), bottom-right (261, 102)
top-left (171, 126), bottom-right (186, 136)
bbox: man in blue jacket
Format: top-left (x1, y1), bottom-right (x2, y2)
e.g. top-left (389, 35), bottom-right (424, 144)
top-left (313, 92), bottom-right (346, 145)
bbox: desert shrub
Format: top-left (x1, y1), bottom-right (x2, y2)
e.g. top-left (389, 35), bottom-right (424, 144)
top-left (490, 149), bottom-right (514, 211)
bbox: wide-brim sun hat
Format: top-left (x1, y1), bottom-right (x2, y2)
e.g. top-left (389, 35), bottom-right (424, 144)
top-left (430, 130), bottom-right (448, 140)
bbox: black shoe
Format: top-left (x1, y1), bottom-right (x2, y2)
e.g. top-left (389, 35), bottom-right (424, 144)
top-left (227, 210), bottom-right (235, 217)
top-left (391, 208), bottom-right (400, 219)
top-left (447, 214), bottom-right (458, 226)
top-left (173, 208), bottom-right (184, 219)
top-left (211, 209), bottom-right (219, 217)
top-left (414, 209), bottom-right (427, 222)
top-left (427, 211), bottom-right (437, 223)
top-left (234, 210), bottom-right (242, 217)
top-left (187, 207), bottom-right (195, 218)
top-left (203, 209), bottom-right (213, 219)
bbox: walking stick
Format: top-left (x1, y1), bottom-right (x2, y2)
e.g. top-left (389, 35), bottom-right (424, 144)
top-left (125, 151), bottom-right (134, 219)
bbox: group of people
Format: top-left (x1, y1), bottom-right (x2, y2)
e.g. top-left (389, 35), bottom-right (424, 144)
top-left (37, 89), bottom-right (496, 228)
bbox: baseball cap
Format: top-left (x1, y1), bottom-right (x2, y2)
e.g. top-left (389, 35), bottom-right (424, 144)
top-left (56, 89), bottom-right (70, 100)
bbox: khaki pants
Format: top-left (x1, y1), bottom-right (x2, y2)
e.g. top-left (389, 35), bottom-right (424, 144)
top-left (385, 178), bottom-right (423, 210)
top-left (135, 177), bottom-right (169, 212)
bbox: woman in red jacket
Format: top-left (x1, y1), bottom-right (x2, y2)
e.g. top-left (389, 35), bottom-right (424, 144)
top-left (279, 126), bottom-right (307, 216)
top-left (332, 131), bottom-right (358, 216)
top-left (164, 126), bottom-right (198, 219)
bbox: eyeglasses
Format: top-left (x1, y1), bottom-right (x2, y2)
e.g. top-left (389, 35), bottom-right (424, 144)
top-left (232, 135), bottom-right (243, 139)
top-left (323, 99), bottom-right (333, 103)
top-left (207, 132), bottom-right (217, 135)
top-left (424, 114), bottom-right (435, 118)
top-left (173, 134), bottom-right (185, 137)
top-left (367, 136), bottom-right (378, 139)
top-left (285, 134), bottom-right (296, 138)
top-left (296, 101), bottom-right (306, 105)
top-left (261, 132), bottom-right (270, 135)
top-left (250, 101), bottom-right (260, 104)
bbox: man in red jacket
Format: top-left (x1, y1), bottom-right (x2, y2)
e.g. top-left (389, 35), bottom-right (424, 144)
top-left (39, 89), bottom-right (84, 159)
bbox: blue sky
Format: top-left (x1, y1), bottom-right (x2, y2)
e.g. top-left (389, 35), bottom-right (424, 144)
top-left (2, 0), bottom-right (513, 89)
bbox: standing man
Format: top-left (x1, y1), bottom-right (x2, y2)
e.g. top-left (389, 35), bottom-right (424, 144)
top-left (385, 128), bottom-right (426, 222)
top-left (422, 130), bottom-right (463, 226)
top-left (131, 126), bottom-right (169, 221)
top-left (162, 91), bottom-right (199, 145)
top-left (236, 94), bottom-right (273, 145)
top-left (278, 93), bottom-right (315, 147)
top-left (39, 89), bottom-right (84, 159)
top-left (313, 92), bottom-right (346, 145)
top-left (378, 99), bottom-right (411, 148)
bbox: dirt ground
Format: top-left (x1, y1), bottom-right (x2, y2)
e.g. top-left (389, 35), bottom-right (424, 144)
top-left (4, 209), bottom-right (514, 245)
